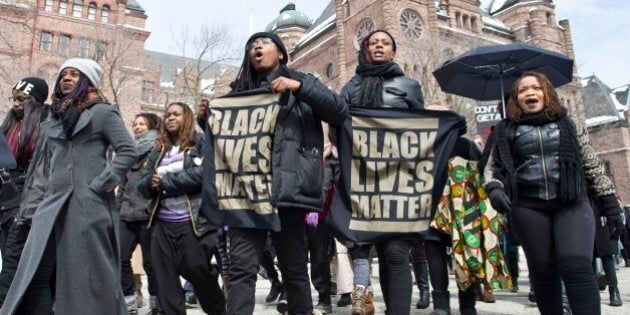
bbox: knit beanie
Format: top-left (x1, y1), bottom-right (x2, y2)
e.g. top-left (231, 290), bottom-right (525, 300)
top-left (246, 32), bottom-right (289, 65)
top-left (13, 77), bottom-right (49, 102)
top-left (58, 58), bottom-right (102, 88)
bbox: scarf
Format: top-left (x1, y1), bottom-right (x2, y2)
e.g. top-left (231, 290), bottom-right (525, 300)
top-left (355, 56), bottom-right (404, 107)
top-left (135, 130), bottom-right (158, 157)
top-left (492, 107), bottom-right (585, 203)
top-left (52, 97), bottom-right (103, 137)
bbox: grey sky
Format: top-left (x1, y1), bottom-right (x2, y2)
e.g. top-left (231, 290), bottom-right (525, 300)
top-left (140, 0), bottom-right (629, 88)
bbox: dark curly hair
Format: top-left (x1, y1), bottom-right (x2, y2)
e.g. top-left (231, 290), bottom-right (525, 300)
top-left (135, 112), bottom-right (160, 130)
top-left (506, 71), bottom-right (562, 122)
top-left (157, 102), bottom-right (197, 152)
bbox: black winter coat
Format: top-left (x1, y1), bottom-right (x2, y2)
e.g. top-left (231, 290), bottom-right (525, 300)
top-left (269, 74), bottom-right (347, 212)
top-left (138, 135), bottom-right (214, 236)
top-left (341, 75), bottom-right (424, 109)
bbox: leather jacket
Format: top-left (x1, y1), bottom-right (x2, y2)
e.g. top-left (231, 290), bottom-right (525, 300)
top-left (512, 123), bottom-right (561, 200)
top-left (342, 75), bottom-right (424, 109)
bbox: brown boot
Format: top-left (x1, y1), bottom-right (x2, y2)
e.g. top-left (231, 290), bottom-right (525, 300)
top-left (363, 288), bottom-right (375, 315)
top-left (351, 285), bottom-right (367, 315)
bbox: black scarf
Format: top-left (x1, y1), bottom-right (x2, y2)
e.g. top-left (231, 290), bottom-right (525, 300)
top-left (355, 54), bottom-right (404, 107)
top-left (52, 98), bottom-right (103, 137)
top-left (492, 108), bottom-right (585, 203)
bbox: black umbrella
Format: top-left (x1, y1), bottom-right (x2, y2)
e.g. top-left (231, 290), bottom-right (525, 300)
top-left (432, 42), bottom-right (574, 115)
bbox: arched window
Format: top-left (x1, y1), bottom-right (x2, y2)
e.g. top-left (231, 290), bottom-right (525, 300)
top-left (546, 12), bottom-right (553, 25)
top-left (356, 18), bottom-right (375, 48)
top-left (73, 0), bottom-right (83, 18)
top-left (326, 63), bottom-right (335, 79)
top-left (44, 0), bottom-right (53, 12)
top-left (463, 14), bottom-right (470, 29)
top-left (101, 5), bottom-right (110, 23)
top-left (88, 3), bottom-right (96, 21)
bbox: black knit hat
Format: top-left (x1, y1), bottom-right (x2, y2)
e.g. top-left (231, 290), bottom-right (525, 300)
top-left (12, 77), bottom-right (49, 103)
top-left (246, 31), bottom-right (289, 65)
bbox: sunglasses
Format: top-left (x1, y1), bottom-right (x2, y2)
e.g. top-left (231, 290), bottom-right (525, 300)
top-left (8, 95), bottom-right (31, 103)
top-left (247, 37), bottom-right (274, 51)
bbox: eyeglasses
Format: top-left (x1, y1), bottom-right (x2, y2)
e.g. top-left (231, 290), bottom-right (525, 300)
top-left (247, 37), bottom-right (274, 51)
top-left (8, 95), bottom-right (30, 103)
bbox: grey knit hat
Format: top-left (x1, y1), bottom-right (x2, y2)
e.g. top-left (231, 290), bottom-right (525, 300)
top-left (58, 58), bottom-right (102, 88)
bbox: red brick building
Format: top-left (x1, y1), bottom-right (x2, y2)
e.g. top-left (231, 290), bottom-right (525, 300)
top-left (0, 0), bottom-right (233, 126)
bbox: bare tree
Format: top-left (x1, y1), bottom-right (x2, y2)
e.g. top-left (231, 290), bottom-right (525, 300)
top-left (0, 2), bottom-right (36, 100)
top-left (171, 23), bottom-right (239, 108)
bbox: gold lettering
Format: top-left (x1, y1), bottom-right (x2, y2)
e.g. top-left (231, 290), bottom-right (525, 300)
top-left (414, 161), bottom-right (434, 193)
top-left (258, 136), bottom-right (272, 173)
top-left (351, 159), bottom-right (365, 193)
top-left (353, 130), bottom-right (368, 158)
top-left (241, 137), bottom-right (258, 172)
top-left (209, 110), bottom-right (223, 135)
top-left (397, 162), bottom-right (414, 193)
top-left (249, 108), bottom-right (266, 134)
top-left (420, 194), bottom-right (432, 218)
top-left (381, 132), bottom-right (400, 159)
top-left (369, 130), bottom-right (381, 158)
top-left (400, 131), bottom-right (419, 159)
top-left (262, 105), bottom-right (280, 133)
top-left (232, 110), bottom-right (249, 136)
top-left (419, 131), bottom-right (437, 158)
top-left (376, 161), bottom-right (397, 192)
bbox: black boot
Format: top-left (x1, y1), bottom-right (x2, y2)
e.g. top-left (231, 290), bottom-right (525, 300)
top-left (430, 290), bottom-right (451, 315)
top-left (623, 249), bottom-right (630, 267)
top-left (314, 294), bottom-right (333, 314)
top-left (458, 286), bottom-right (477, 315)
top-left (609, 286), bottom-right (623, 307)
top-left (413, 262), bottom-right (431, 309)
top-left (337, 293), bottom-right (351, 307)
top-left (266, 280), bottom-right (283, 304)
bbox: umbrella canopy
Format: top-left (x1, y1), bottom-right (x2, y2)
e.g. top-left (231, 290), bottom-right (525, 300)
top-left (432, 42), bottom-right (574, 115)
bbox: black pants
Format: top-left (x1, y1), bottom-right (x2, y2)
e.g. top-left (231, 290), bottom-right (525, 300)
top-left (151, 219), bottom-right (225, 315)
top-left (260, 236), bottom-right (280, 283)
top-left (0, 208), bottom-right (18, 254)
top-left (227, 209), bottom-right (312, 315)
top-left (512, 199), bottom-right (599, 315)
top-left (306, 224), bottom-right (332, 300)
top-left (0, 222), bottom-right (30, 304)
top-left (426, 241), bottom-right (449, 291)
top-left (375, 238), bottom-right (412, 315)
top-left (120, 220), bottom-right (157, 297)
top-left (16, 231), bottom-right (55, 314)
top-left (600, 255), bottom-right (618, 287)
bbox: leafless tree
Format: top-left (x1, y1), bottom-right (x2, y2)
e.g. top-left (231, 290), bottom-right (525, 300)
top-left (170, 23), bottom-right (239, 108)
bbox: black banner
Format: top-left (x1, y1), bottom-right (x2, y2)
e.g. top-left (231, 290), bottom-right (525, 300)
top-left (202, 91), bottom-right (282, 230)
top-left (327, 107), bottom-right (465, 243)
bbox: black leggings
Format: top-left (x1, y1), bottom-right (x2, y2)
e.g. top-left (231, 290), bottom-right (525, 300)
top-left (512, 198), bottom-right (599, 315)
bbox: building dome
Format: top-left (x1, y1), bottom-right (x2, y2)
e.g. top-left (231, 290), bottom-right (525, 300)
top-left (265, 3), bottom-right (312, 32)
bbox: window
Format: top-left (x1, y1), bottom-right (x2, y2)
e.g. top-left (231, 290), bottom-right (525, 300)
top-left (78, 38), bottom-right (90, 57)
top-left (356, 18), bottom-right (375, 47)
top-left (40, 32), bottom-right (53, 52)
top-left (96, 41), bottom-right (107, 61)
top-left (59, 35), bottom-right (71, 56)
top-left (88, 3), bottom-right (96, 21)
top-left (73, 0), bottom-right (83, 18)
top-left (59, 0), bottom-right (67, 14)
top-left (400, 9), bottom-right (423, 38)
top-left (101, 5), bottom-right (109, 23)
top-left (142, 81), bottom-right (155, 103)
top-left (325, 63), bottom-right (334, 79)
top-left (44, 0), bottom-right (53, 12)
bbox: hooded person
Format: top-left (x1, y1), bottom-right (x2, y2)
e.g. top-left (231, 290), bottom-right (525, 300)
top-left (0, 77), bottom-right (50, 253)
top-left (0, 58), bottom-right (136, 314)
top-left (199, 31), bottom-right (347, 315)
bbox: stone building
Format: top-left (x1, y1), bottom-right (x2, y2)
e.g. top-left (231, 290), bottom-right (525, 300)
top-left (0, 0), bottom-right (233, 126)
top-left (582, 75), bottom-right (630, 204)
top-left (267, 0), bottom-right (584, 120)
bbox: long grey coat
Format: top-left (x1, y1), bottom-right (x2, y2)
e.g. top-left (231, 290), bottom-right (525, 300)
top-left (0, 103), bottom-right (136, 314)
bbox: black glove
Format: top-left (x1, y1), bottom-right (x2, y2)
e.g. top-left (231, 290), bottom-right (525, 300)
top-left (605, 210), bottom-right (625, 240)
top-left (488, 186), bottom-right (512, 214)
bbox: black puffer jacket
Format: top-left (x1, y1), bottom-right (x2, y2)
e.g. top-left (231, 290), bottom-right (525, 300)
top-left (341, 75), bottom-right (424, 109)
top-left (270, 74), bottom-right (348, 212)
top-left (138, 134), bottom-right (214, 236)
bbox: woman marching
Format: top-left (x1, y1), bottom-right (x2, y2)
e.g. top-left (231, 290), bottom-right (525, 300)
top-left (484, 71), bottom-right (625, 315)
top-left (0, 58), bottom-right (137, 314)
top-left (138, 102), bottom-right (225, 315)
top-left (340, 29), bottom-right (423, 315)
top-left (117, 113), bottom-right (160, 314)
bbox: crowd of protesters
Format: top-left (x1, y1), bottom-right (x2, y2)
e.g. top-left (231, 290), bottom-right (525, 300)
top-left (0, 28), bottom-right (626, 315)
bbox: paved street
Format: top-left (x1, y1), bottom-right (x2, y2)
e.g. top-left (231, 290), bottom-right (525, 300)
top-left (138, 250), bottom-right (630, 314)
